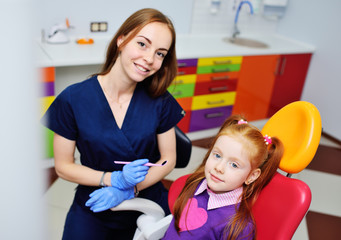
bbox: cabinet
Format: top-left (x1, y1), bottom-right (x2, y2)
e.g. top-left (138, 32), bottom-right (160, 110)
top-left (232, 55), bottom-right (279, 120)
top-left (168, 59), bottom-right (197, 132)
top-left (267, 53), bottom-right (312, 117)
top-left (40, 67), bottom-right (55, 159)
top-left (170, 56), bottom-right (241, 132)
top-left (233, 53), bottom-right (312, 120)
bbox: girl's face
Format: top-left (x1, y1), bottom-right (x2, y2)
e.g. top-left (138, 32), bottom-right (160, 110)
top-left (204, 135), bottom-right (260, 194)
top-left (116, 22), bottom-right (172, 83)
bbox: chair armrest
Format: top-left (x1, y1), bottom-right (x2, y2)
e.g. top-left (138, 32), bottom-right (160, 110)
top-left (111, 197), bottom-right (165, 220)
top-left (111, 198), bottom-right (172, 240)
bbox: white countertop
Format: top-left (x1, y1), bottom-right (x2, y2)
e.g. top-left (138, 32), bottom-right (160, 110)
top-left (36, 33), bottom-right (315, 68)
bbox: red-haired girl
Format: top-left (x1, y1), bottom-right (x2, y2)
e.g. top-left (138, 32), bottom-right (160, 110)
top-left (163, 115), bottom-right (283, 240)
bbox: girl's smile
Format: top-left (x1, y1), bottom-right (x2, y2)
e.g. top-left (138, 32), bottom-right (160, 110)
top-left (209, 172), bottom-right (224, 183)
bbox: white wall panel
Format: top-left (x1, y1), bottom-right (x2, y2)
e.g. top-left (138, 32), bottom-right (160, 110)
top-left (278, 0), bottom-right (341, 139)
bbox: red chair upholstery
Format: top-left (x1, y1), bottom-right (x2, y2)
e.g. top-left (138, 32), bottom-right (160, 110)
top-left (252, 172), bottom-right (312, 240)
top-left (168, 174), bottom-right (190, 214)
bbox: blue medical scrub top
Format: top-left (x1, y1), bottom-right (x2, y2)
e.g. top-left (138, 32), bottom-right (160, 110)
top-left (41, 76), bottom-right (184, 226)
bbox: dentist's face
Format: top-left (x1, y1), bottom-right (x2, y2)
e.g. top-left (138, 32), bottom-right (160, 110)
top-left (116, 22), bottom-right (172, 83)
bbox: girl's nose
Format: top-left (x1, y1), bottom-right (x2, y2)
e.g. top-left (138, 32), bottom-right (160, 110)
top-left (214, 160), bottom-right (225, 173)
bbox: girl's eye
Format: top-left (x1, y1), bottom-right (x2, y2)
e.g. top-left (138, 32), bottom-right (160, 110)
top-left (213, 153), bottom-right (221, 159)
top-left (230, 162), bottom-right (238, 169)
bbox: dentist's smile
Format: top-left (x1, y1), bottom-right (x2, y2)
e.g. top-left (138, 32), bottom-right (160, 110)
top-left (134, 63), bottom-right (150, 73)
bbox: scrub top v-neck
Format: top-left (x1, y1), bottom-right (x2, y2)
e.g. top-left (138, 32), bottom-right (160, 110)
top-left (41, 75), bottom-right (184, 220)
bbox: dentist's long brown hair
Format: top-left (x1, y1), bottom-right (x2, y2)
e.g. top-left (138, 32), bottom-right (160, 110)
top-left (94, 8), bottom-right (177, 98)
top-left (172, 115), bottom-right (283, 240)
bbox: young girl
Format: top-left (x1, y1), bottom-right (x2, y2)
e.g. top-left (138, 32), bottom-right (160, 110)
top-left (41, 8), bottom-right (183, 240)
top-left (163, 115), bottom-right (284, 240)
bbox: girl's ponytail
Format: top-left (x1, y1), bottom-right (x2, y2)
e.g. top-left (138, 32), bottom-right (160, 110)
top-left (253, 136), bottom-right (283, 198)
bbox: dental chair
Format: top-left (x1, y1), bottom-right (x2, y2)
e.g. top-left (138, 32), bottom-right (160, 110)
top-left (112, 101), bottom-right (322, 240)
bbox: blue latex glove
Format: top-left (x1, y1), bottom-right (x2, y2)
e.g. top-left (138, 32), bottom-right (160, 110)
top-left (85, 186), bottom-right (134, 212)
top-left (112, 158), bottom-right (149, 190)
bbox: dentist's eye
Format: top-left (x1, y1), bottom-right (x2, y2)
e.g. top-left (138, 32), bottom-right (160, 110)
top-left (156, 52), bottom-right (166, 58)
top-left (137, 42), bottom-right (146, 47)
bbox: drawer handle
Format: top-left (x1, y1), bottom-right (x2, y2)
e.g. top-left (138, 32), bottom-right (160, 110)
top-left (177, 71), bottom-right (186, 75)
top-left (212, 68), bottom-right (230, 73)
top-left (211, 76), bottom-right (229, 81)
top-left (280, 57), bottom-right (287, 76)
top-left (209, 86), bottom-right (228, 92)
top-left (205, 112), bottom-right (224, 119)
top-left (213, 60), bottom-right (232, 65)
top-left (174, 80), bottom-right (184, 84)
top-left (172, 91), bottom-right (182, 96)
top-left (207, 100), bottom-right (225, 105)
top-left (178, 62), bottom-right (187, 67)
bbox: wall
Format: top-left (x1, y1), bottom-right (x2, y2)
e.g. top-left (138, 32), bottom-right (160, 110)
top-left (0, 0), bottom-right (46, 239)
top-left (38, 0), bottom-right (194, 38)
top-left (41, 0), bottom-right (340, 140)
top-left (277, 0), bottom-right (341, 140)
top-left (190, 0), bottom-right (278, 35)
top-left (39, 0), bottom-right (279, 38)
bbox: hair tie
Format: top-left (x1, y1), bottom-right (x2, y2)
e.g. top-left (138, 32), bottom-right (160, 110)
top-left (263, 134), bottom-right (272, 145)
top-left (238, 119), bottom-right (248, 125)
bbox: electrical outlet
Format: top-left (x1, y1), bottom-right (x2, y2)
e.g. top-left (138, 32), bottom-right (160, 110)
top-left (90, 22), bottom-right (108, 32)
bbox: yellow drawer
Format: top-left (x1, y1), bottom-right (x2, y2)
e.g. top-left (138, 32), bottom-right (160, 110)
top-left (40, 96), bottom-right (55, 117)
top-left (198, 56), bottom-right (242, 66)
top-left (192, 92), bottom-right (236, 110)
top-left (172, 74), bottom-right (196, 85)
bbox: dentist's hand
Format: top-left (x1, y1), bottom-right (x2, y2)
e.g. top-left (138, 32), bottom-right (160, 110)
top-left (112, 158), bottom-right (149, 190)
top-left (85, 186), bottom-right (134, 212)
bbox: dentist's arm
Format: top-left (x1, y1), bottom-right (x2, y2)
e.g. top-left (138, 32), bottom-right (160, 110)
top-left (135, 127), bottom-right (176, 191)
top-left (53, 133), bottom-right (106, 186)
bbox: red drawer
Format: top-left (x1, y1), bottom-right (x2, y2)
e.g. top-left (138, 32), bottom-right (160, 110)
top-left (194, 79), bottom-right (237, 95)
top-left (177, 111), bottom-right (191, 133)
top-left (178, 66), bottom-right (197, 75)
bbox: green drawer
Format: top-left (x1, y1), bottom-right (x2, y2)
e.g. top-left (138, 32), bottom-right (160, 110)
top-left (168, 83), bottom-right (195, 98)
top-left (197, 64), bottom-right (241, 74)
top-left (42, 126), bottom-right (54, 158)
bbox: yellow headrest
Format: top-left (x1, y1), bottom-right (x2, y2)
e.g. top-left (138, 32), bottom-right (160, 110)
top-left (261, 101), bottom-right (322, 174)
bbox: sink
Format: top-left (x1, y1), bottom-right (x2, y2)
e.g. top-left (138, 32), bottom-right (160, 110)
top-left (224, 37), bottom-right (269, 49)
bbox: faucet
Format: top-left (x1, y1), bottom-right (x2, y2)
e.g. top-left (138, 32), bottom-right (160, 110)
top-left (232, 1), bottom-right (254, 39)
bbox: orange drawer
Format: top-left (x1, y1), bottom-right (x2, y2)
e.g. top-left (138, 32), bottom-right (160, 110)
top-left (196, 71), bottom-right (239, 83)
top-left (176, 97), bottom-right (192, 133)
top-left (40, 67), bottom-right (55, 82)
top-left (176, 97), bottom-right (192, 111)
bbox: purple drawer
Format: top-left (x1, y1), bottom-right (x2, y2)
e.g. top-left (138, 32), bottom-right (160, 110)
top-left (189, 106), bottom-right (232, 132)
top-left (41, 81), bottom-right (55, 97)
top-left (177, 58), bottom-right (198, 67)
